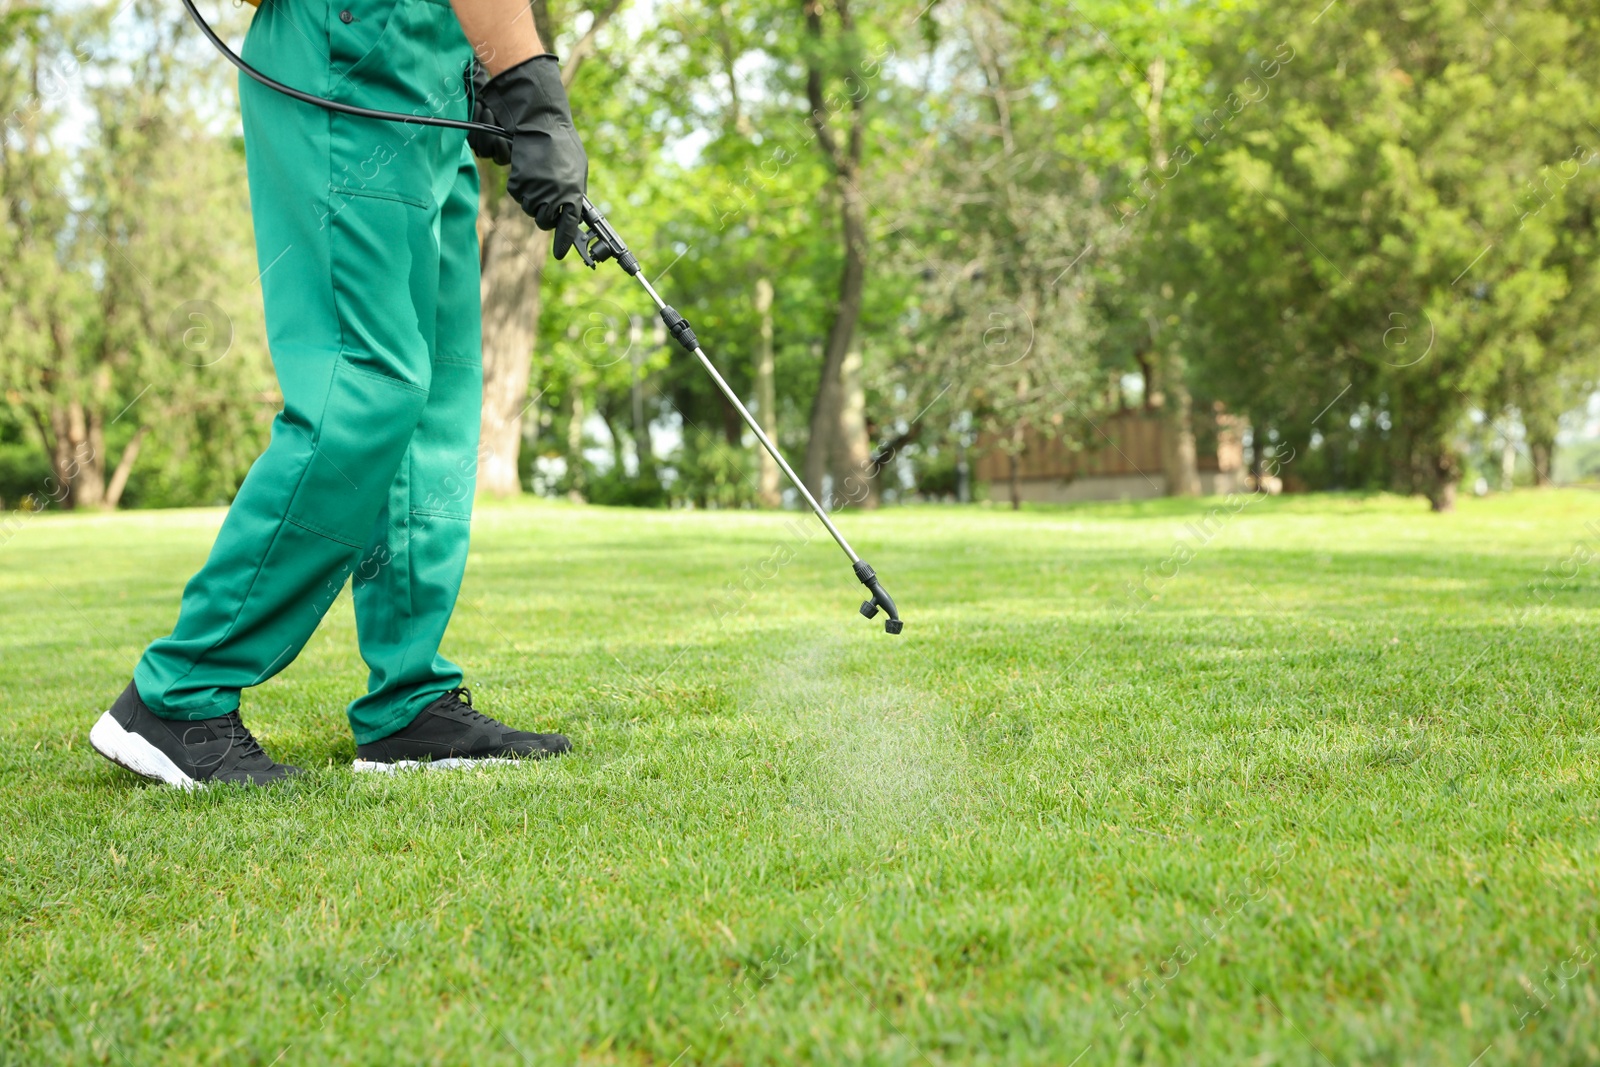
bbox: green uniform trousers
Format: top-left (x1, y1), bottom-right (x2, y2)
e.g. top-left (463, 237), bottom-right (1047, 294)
top-left (135, 0), bottom-right (482, 743)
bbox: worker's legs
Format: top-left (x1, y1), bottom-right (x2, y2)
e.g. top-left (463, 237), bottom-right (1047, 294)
top-left (133, 0), bottom-right (472, 721)
top-left (347, 148), bottom-right (483, 744)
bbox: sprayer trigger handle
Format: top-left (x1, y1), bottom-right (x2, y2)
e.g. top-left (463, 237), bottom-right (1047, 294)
top-left (572, 230), bottom-right (597, 268)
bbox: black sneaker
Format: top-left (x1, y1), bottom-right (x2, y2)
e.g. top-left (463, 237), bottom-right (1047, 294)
top-left (90, 682), bottom-right (304, 788)
top-left (352, 688), bottom-right (570, 773)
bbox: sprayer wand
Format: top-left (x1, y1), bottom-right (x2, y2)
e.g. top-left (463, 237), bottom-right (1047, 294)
top-left (174, 0), bottom-right (903, 633)
top-left (572, 198), bottom-right (903, 634)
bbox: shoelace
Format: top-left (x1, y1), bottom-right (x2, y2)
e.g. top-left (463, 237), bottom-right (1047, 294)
top-left (219, 712), bottom-right (270, 762)
top-left (445, 687), bottom-right (498, 728)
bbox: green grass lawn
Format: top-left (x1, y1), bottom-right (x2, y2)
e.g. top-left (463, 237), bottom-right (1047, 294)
top-left (4, 490), bottom-right (1600, 1065)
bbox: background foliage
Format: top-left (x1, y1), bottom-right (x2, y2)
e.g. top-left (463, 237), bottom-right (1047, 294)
top-left (3, 0), bottom-right (1599, 512)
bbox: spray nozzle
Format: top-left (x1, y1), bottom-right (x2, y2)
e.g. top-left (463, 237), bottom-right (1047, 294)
top-left (853, 560), bottom-right (903, 635)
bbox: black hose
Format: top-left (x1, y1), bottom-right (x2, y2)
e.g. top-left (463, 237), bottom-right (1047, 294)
top-left (178, 0), bottom-right (510, 136)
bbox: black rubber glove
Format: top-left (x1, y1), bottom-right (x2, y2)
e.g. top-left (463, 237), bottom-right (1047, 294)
top-left (480, 53), bottom-right (588, 260)
top-left (462, 60), bottom-right (511, 166)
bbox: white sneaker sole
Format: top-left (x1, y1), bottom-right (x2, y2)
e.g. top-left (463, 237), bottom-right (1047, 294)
top-left (89, 710), bottom-right (201, 789)
top-left (351, 757), bottom-right (519, 774)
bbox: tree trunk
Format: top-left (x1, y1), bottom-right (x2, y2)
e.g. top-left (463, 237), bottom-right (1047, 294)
top-left (629, 314), bottom-right (653, 476)
top-left (600, 404), bottom-right (625, 475)
top-left (754, 277), bottom-right (780, 507)
top-left (799, 0), bottom-right (868, 502)
top-left (1136, 351), bottom-right (1157, 411)
top-left (1007, 374), bottom-right (1029, 509)
top-left (1426, 448), bottom-right (1460, 512)
top-left (104, 425), bottom-right (149, 509)
top-left (51, 401), bottom-right (107, 509)
top-left (1145, 55), bottom-right (1167, 173)
top-left (1500, 433), bottom-right (1516, 492)
top-left (1530, 435), bottom-right (1553, 487)
top-left (956, 432), bottom-right (971, 503)
top-left (718, 392), bottom-right (743, 446)
top-left (833, 348), bottom-right (877, 508)
top-left (1248, 417), bottom-right (1266, 491)
top-left (477, 180), bottom-right (549, 497)
top-left (567, 384), bottom-right (586, 502)
top-left (473, 0), bottom-right (622, 497)
top-left (802, 175), bottom-right (867, 500)
top-left (1161, 356), bottom-right (1201, 497)
top-left (1140, 54), bottom-right (1200, 499)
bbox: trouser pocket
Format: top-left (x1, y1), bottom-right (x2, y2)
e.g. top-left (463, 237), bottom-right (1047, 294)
top-left (325, 0), bottom-right (472, 207)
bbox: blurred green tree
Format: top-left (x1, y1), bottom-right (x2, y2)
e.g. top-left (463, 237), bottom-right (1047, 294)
top-left (1157, 0), bottom-right (1600, 508)
top-left (0, 0), bottom-right (270, 510)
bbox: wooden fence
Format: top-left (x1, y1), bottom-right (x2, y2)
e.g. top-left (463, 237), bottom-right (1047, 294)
top-left (974, 408), bottom-right (1243, 486)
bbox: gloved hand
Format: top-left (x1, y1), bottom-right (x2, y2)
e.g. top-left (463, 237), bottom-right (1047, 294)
top-left (462, 60), bottom-right (511, 166)
top-left (479, 53), bottom-right (588, 260)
